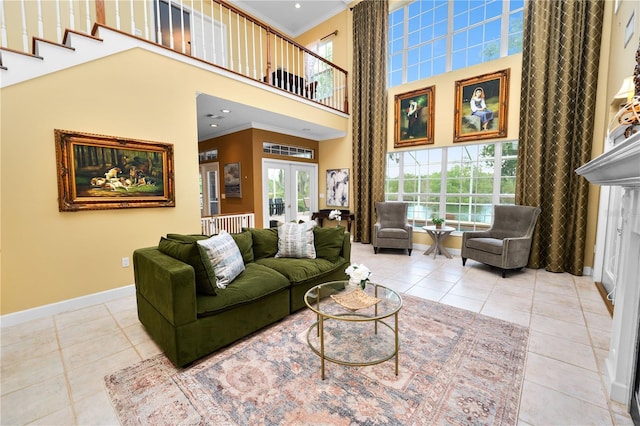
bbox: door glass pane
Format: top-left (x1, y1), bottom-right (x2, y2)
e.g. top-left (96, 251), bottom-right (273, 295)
top-left (207, 171), bottom-right (219, 215)
top-left (267, 166), bottom-right (286, 226)
top-left (199, 173), bottom-right (204, 216)
top-left (296, 169), bottom-right (311, 222)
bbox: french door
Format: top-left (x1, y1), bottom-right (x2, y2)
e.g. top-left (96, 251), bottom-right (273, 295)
top-left (263, 160), bottom-right (317, 227)
top-left (199, 162), bottom-right (219, 217)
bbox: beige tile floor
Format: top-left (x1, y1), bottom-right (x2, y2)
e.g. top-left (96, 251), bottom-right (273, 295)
top-left (0, 242), bottom-right (635, 425)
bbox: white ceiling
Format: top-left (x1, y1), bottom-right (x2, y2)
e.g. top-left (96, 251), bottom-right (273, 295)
top-left (229, 0), bottom-right (350, 37)
top-left (196, 93), bottom-right (347, 142)
top-left (197, 0), bottom-right (350, 143)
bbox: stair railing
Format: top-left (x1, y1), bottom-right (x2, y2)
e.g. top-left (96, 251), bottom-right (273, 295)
top-left (0, 0), bottom-right (349, 114)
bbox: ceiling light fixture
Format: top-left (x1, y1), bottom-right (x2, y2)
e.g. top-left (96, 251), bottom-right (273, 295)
top-left (220, 109), bottom-right (231, 113)
top-left (210, 124), bottom-right (218, 127)
top-left (295, 3), bottom-right (301, 8)
top-left (207, 114), bottom-right (224, 119)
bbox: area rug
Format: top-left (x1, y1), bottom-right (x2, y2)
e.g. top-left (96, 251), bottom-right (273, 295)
top-left (105, 295), bottom-right (528, 425)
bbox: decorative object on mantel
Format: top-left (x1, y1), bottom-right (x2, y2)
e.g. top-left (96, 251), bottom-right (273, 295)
top-left (331, 288), bottom-right (381, 311)
top-left (345, 263), bottom-right (371, 289)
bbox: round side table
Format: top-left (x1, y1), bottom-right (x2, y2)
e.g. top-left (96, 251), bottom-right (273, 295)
top-left (422, 225), bottom-right (455, 259)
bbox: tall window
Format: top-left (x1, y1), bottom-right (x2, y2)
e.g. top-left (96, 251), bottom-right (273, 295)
top-left (388, 0), bottom-right (524, 87)
top-left (307, 39), bottom-right (333, 100)
top-left (385, 141), bottom-right (518, 230)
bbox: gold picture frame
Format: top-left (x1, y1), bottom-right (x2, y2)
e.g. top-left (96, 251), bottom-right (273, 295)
top-left (55, 129), bottom-right (175, 211)
top-left (454, 69), bottom-right (509, 142)
top-left (394, 86), bottom-right (435, 148)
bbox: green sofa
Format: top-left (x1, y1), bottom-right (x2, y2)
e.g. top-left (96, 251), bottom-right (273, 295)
top-left (133, 226), bottom-right (351, 367)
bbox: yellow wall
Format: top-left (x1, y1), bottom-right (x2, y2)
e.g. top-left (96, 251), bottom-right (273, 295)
top-left (296, 9), bottom-right (353, 211)
top-left (0, 46), bottom-right (347, 315)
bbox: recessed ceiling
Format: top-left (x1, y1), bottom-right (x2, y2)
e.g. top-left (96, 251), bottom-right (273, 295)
top-left (196, 93), bottom-right (346, 142)
top-left (229, 0), bottom-right (350, 37)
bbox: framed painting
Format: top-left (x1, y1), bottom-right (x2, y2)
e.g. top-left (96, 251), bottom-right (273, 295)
top-left (54, 129), bottom-right (175, 211)
top-left (394, 86), bottom-right (435, 148)
top-left (454, 69), bottom-right (510, 142)
top-left (326, 168), bottom-right (349, 207)
top-left (224, 162), bottom-right (242, 198)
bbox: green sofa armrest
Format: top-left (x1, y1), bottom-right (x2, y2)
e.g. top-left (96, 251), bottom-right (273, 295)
top-left (133, 247), bottom-right (197, 327)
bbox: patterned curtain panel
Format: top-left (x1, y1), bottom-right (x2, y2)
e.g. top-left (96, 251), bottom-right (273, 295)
top-left (516, 0), bottom-right (604, 274)
top-left (352, 0), bottom-right (388, 243)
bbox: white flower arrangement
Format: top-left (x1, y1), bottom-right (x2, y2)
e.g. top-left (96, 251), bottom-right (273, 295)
top-left (345, 263), bottom-right (371, 289)
top-left (328, 209), bottom-right (342, 221)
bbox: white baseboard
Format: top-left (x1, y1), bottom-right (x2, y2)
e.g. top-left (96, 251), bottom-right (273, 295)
top-left (0, 284), bottom-right (135, 328)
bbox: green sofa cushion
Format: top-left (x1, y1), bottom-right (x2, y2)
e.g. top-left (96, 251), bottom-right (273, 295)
top-left (167, 232), bottom-right (254, 265)
top-left (158, 237), bottom-right (217, 295)
top-left (166, 233), bottom-right (208, 242)
top-left (230, 230), bottom-right (254, 264)
top-left (313, 226), bottom-right (345, 262)
top-left (196, 263), bottom-right (290, 317)
top-left (254, 256), bottom-right (346, 285)
top-left (244, 227), bottom-right (278, 260)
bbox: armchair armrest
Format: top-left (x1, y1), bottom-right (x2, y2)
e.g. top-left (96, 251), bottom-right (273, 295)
top-left (133, 247), bottom-right (197, 327)
top-left (502, 236), bottom-right (534, 268)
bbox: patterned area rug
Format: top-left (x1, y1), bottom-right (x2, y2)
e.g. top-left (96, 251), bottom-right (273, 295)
top-left (105, 295), bottom-right (528, 425)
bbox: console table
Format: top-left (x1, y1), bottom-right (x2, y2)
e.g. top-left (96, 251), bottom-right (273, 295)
top-left (312, 210), bottom-right (355, 232)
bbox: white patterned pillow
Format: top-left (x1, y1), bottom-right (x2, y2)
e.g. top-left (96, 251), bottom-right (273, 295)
top-left (197, 231), bottom-right (245, 288)
top-left (275, 222), bottom-right (316, 259)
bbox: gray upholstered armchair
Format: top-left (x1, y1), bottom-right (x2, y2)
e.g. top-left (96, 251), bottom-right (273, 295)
top-left (461, 205), bottom-right (541, 278)
top-left (373, 202), bottom-right (413, 255)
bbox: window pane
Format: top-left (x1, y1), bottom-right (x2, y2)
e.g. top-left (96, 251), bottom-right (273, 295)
top-left (388, 0), bottom-right (521, 86)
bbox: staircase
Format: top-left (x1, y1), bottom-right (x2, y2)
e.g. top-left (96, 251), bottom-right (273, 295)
top-left (0, 24), bottom-right (242, 89)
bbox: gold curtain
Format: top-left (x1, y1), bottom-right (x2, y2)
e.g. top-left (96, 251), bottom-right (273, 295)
top-left (351, 0), bottom-right (388, 243)
top-left (516, 0), bottom-right (604, 274)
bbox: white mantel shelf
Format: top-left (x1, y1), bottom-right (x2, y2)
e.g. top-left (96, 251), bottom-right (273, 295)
top-left (576, 131), bottom-right (640, 186)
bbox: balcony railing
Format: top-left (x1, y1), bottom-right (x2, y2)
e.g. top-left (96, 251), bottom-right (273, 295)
top-left (0, 0), bottom-right (349, 114)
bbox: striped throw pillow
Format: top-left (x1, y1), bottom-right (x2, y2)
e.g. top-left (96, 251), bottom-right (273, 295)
top-left (275, 222), bottom-right (316, 259)
top-left (197, 230), bottom-right (245, 288)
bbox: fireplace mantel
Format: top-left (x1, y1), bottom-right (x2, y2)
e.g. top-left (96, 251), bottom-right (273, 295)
top-left (576, 130), bottom-right (640, 407)
top-left (576, 131), bottom-right (640, 187)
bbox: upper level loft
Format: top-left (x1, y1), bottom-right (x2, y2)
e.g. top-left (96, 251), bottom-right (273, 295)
top-left (0, 0), bottom-right (350, 118)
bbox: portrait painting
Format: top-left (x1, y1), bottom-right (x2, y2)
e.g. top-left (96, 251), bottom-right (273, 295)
top-left (394, 86), bottom-right (435, 148)
top-left (326, 168), bottom-right (349, 207)
top-left (454, 69), bottom-right (509, 142)
top-left (55, 129), bottom-right (175, 211)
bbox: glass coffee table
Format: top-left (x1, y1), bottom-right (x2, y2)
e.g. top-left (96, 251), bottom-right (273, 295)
top-left (304, 281), bottom-right (403, 380)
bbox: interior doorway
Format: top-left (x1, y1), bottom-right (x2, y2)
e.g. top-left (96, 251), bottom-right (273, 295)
top-left (263, 160), bottom-right (317, 227)
top-left (199, 162), bottom-right (219, 217)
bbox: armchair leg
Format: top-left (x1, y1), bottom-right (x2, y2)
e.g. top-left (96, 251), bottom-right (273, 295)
top-left (462, 257), bottom-right (467, 266)
top-left (408, 249), bottom-right (412, 256)
top-left (374, 247), bottom-right (378, 254)
top-left (501, 269), bottom-right (507, 278)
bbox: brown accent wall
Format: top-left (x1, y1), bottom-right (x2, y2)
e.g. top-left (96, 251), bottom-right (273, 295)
top-left (199, 129), bottom-right (319, 226)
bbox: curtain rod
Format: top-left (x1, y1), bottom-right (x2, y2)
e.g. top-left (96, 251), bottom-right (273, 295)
top-left (320, 30), bottom-right (338, 41)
